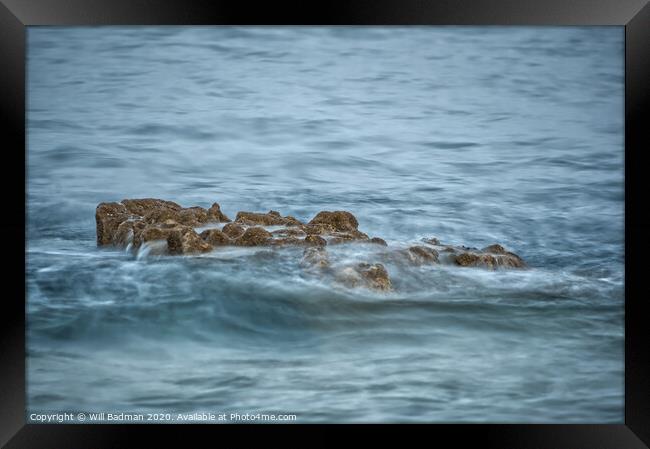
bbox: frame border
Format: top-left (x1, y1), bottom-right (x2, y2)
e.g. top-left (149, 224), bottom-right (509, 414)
top-left (2, 0), bottom-right (648, 447)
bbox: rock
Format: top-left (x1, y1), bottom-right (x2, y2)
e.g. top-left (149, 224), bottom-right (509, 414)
top-left (167, 228), bottom-right (213, 255)
top-left (454, 244), bottom-right (526, 269)
top-left (335, 263), bottom-right (392, 291)
top-left (304, 235), bottom-right (327, 247)
top-left (96, 202), bottom-right (129, 245)
top-left (482, 244), bottom-right (507, 254)
top-left (122, 198), bottom-right (181, 216)
top-left (200, 229), bottom-right (232, 246)
top-left (95, 199), bottom-right (527, 273)
top-left (454, 252), bottom-right (497, 269)
top-left (300, 247), bottom-right (330, 271)
top-left (357, 263), bottom-right (392, 291)
top-left (207, 203), bottom-right (231, 222)
top-left (235, 227), bottom-right (272, 246)
top-left (235, 211), bottom-right (302, 226)
top-left (178, 207), bottom-right (210, 226)
top-left (308, 211), bottom-right (359, 233)
top-left (221, 222), bottom-right (245, 239)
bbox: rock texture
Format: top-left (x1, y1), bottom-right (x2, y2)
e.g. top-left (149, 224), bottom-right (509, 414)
top-left (96, 199), bottom-right (527, 291)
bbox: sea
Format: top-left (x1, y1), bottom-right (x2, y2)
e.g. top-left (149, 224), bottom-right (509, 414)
top-left (26, 26), bottom-right (624, 423)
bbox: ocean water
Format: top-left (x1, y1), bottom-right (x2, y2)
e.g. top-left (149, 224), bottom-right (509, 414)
top-left (26, 27), bottom-right (624, 423)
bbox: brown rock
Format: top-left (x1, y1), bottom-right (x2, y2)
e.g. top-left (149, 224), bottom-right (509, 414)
top-left (301, 223), bottom-right (336, 235)
top-left (207, 203), bottom-right (231, 222)
top-left (454, 252), bottom-right (498, 269)
top-left (357, 263), bottom-right (392, 291)
top-left (96, 202), bottom-right (129, 246)
top-left (122, 198), bottom-right (181, 216)
top-left (423, 237), bottom-right (441, 245)
top-left (369, 237), bottom-right (388, 246)
top-left (200, 229), bottom-right (232, 246)
top-left (235, 211), bottom-right (302, 226)
top-left (308, 211), bottom-right (359, 233)
top-left (304, 235), bottom-right (327, 247)
top-left (167, 228), bottom-right (213, 255)
top-left (221, 222), bottom-right (245, 239)
top-left (178, 207), bottom-right (210, 226)
top-left (453, 244), bottom-right (527, 268)
top-left (235, 227), bottom-right (272, 246)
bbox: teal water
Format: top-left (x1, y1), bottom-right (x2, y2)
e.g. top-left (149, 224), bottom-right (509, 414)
top-left (26, 26), bottom-right (624, 423)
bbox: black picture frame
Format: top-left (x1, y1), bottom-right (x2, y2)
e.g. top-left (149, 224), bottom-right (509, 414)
top-left (2, 0), bottom-right (648, 447)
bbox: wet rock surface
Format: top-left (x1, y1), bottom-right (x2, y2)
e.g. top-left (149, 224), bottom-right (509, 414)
top-left (96, 199), bottom-right (527, 290)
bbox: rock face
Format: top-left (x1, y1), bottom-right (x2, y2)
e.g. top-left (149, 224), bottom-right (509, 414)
top-left (96, 199), bottom-right (527, 291)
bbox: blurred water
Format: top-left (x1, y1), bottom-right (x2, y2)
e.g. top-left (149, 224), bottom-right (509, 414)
top-left (26, 26), bottom-right (624, 423)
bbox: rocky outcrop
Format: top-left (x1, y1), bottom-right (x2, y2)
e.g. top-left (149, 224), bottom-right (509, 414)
top-left (96, 199), bottom-right (526, 290)
top-left (420, 237), bottom-right (526, 269)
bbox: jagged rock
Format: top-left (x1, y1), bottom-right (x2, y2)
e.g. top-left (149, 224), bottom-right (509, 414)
top-left (423, 237), bottom-right (440, 245)
top-left (235, 211), bottom-right (302, 226)
top-left (300, 247), bottom-right (330, 271)
top-left (167, 228), bottom-right (213, 255)
top-left (308, 211), bottom-right (359, 233)
top-left (369, 237), bottom-right (388, 246)
top-left (207, 203), bottom-right (231, 222)
top-left (200, 229), bottom-right (232, 246)
top-left (335, 263), bottom-right (392, 291)
top-left (235, 227), bottom-right (272, 246)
